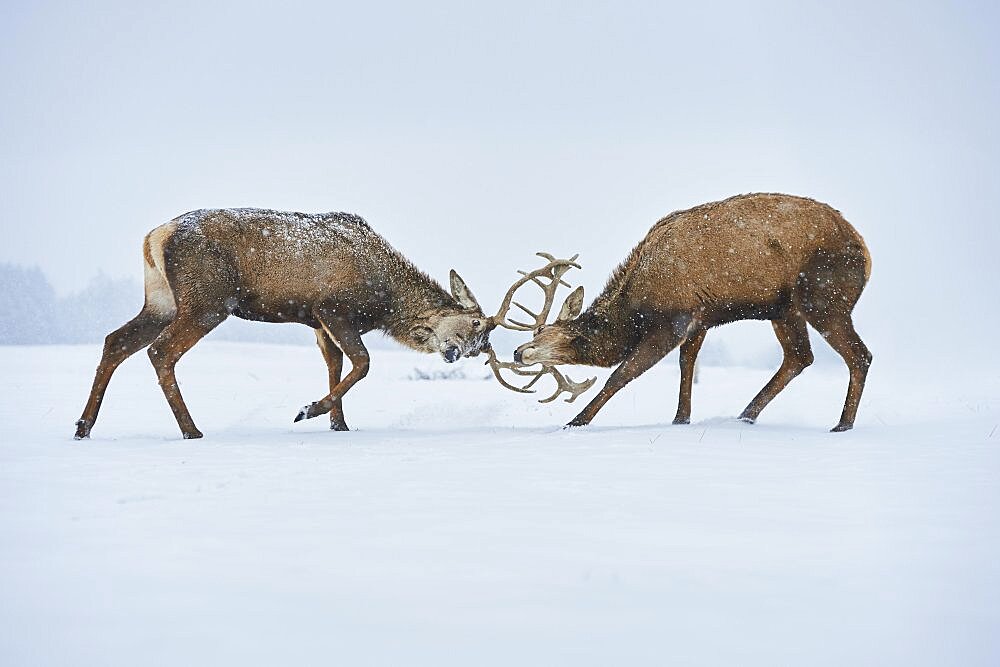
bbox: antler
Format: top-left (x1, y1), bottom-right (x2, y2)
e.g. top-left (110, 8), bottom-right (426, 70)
top-left (484, 348), bottom-right (597, 404)
top-left (490, 253), bottom-right (581, 331)
top-left (485, 252), bottom-right (597, 404)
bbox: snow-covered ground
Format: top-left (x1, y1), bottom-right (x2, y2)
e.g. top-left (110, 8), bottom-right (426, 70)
top-left (1, 342), bottom-right (998, 665)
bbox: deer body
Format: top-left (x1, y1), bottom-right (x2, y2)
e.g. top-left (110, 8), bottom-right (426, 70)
top-left (75, 208), bottom-right (492, 439)
top-left (514, 193), bottom-right (873, 431)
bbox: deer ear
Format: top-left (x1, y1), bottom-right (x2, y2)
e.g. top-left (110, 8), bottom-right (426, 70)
top-left (449, 270), bottom-right (481, 310)
top-left (556, 286), bottom-right (585, 321)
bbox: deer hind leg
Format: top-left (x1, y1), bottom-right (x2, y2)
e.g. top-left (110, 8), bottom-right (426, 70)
top-left (74, 309), bottom-right (170, 439)
top-left (314, 327), bottom-right (349, 431)
top-left (739, 312), bottom-right (813, 424)
top-left (295, 307), bottom-right (369, 424)
top-left (673, 328), bottom-right (706, 425)
top-left (807, 313), bottom-right (872, 432)
top-left (800, 245), bottom-right (872, 431)
top-left (147, 306), bottom-right (228, 439)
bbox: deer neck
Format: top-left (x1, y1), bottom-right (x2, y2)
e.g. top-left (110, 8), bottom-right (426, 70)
top-left (378, 263), bottom-right (458, 343)
top-left (577, 301), bottom-right (639, 367)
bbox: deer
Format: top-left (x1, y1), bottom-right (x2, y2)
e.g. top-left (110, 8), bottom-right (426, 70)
top-left (74, 208), bottom-right (495, 439)
top-left (493, 193), bottom-right (873, 432)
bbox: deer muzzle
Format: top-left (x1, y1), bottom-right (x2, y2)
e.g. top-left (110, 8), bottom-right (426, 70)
top-left (514, 342), bottom-right (546, 366)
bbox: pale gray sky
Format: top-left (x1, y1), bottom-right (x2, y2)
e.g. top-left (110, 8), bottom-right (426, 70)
top-left (2, 0), bottom-right (998, 360)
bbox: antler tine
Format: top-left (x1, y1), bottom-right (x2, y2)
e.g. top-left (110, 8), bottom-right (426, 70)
top-left (485, 350), bottom-right (597, 404)
top-left (484, 349), bottom-right (548, 394)
top-left (520, 273), bottom-right (571, 291)
top-left (537, 365), bottom-right (598, 404)
top-left (538, 252), bottom-right (581, 269)
top-left (513, 301), bottom-right (539, 318)
top-left (491, 252), bottom-right (582, 332)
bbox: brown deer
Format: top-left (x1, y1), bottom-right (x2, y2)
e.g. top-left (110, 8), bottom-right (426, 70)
top-left (74, 208), bottom-right (495, 439)
top-left (504, 193), bottom-right (873, 431)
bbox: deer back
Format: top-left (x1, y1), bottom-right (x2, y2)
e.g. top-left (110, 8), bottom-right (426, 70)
top-left (607, 193), bottom-right (870, 321)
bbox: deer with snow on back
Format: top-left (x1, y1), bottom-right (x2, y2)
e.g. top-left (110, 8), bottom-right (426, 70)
top-left (503, 193), bottom-right (873, 431)
top-left (74, 208), bottom-right (495, 439)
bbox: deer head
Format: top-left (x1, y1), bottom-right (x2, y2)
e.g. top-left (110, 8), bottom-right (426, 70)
top-left (407, 270), bottom-right (495, 363)
top-left (485, 253), bottom-right (597, 403)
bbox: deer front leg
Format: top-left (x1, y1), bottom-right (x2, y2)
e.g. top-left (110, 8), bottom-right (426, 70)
top-left (294, 307), bottom-right (369, 424)
top-left (314, 327), bottom-right (349, 431)
top-left (567, 326), bottom-right (681, 427)
top-left (673, 328), bottom-right (706, 425)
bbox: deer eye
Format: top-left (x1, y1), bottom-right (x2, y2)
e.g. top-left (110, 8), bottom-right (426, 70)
top-left (472, 319), bottom-right (481, 328)
top-left (535, 325), bottom-right (545, 335)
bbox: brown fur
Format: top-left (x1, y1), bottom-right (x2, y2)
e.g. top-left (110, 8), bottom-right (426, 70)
top-left (75, 208), bottom-right (494, 439)
top-left (515, 193), bottom-right (873, 431)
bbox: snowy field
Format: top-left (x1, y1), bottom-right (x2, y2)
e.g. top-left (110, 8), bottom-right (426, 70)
top-left (1, 341), bottom-right (998, 666)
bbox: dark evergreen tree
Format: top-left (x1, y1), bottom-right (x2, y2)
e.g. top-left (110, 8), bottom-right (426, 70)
top-left (0, 264), bottom-right (58, 344)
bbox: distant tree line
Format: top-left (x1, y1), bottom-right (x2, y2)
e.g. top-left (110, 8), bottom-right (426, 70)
top-left (0, 264), bottom-right (136, 344)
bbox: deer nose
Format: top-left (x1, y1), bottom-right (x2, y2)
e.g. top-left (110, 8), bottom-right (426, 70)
top-left (444, 345), bottom-right (461, 363)
top-left (513, 347), bottom-right (528, 364)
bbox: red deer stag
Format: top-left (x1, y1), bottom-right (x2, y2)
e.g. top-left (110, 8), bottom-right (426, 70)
top-left (504, 193), bottom-right (873, 431)
top-left (74, 208), bottom-right (494, 439)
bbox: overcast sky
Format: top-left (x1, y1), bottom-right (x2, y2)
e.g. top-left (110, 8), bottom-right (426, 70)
top-left (1, 0), bottom-right (997, 362)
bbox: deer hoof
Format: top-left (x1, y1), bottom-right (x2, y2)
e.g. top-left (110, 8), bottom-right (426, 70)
top-left (182, 429), bottom-right (204, 439)
top-left (672, 416), bottom-right (690, 425)
top-left (294, 403), bottom-right (319, 423)
top-left (73, 420), bottom-right (92, 440)
top-left (738, 414), bottom-right (756, 424)
top-left (830, 423), bottom-right (853, 432)
top-left (565, 417), bottom-right (590, 428)
top-left (330, 420), bottom-right (350, 432)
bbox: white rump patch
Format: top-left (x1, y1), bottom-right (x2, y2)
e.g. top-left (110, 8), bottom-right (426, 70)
top-left (144, 222), bottom-right (177, 317)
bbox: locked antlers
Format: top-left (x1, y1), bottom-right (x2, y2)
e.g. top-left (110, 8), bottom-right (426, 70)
top-left (485, 253), bottom-right (597, 404)
top-left (485, 348), bottom-right (596, 403)
top-left (491, 253), bottom-right (580, 331)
